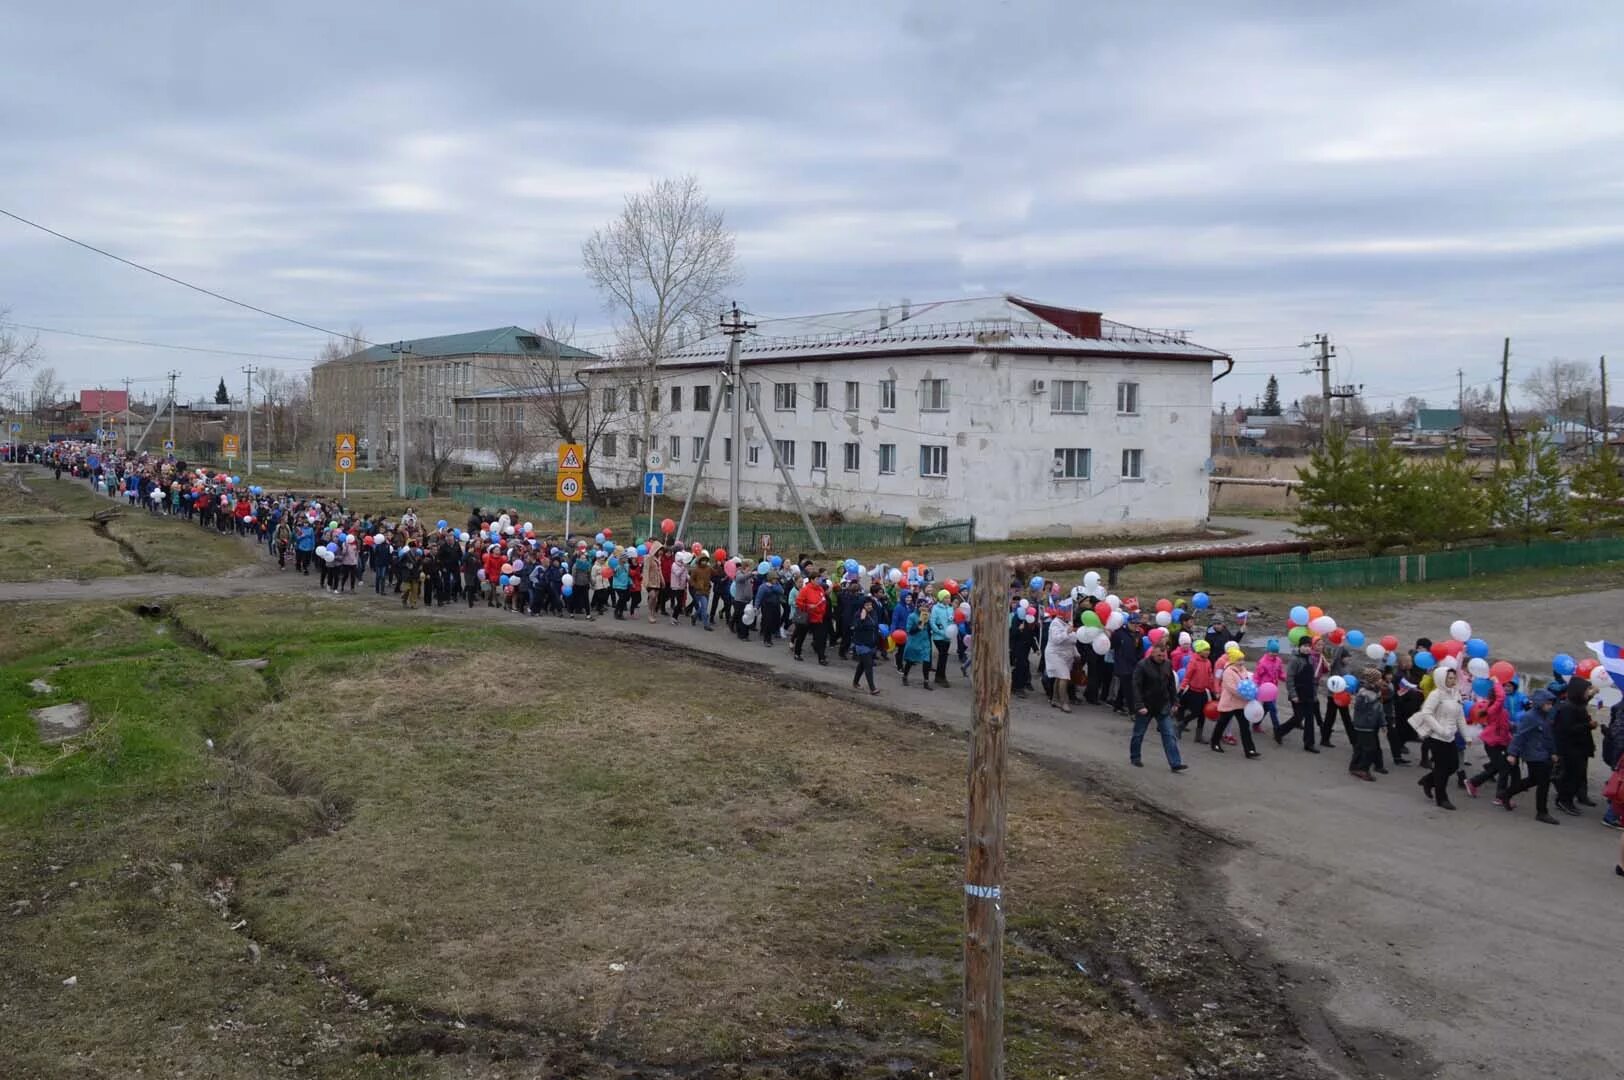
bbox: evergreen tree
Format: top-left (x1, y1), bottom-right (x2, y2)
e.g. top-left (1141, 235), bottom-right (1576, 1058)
top-left (1490, 432), bottom-right (1571, 540)
top-left (1293, 430), bottom-right (1369, 546)
top-left (1360, 439), bottom-right (1421, 552)
top-left (1259, 375), bottom-right (1282, 416)
top-left (1569, 443), bottom-right (1624, 531)
top-left (214, 377), bottom-right (230, 405)
top-left (1407, 449), bottom-right (1490, 544)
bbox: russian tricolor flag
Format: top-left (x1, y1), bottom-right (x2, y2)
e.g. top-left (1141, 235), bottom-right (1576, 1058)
top-left (1583, 641), bottom-right (1624, 690)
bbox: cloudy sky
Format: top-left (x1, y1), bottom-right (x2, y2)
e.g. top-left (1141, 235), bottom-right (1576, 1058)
top-left (2, 0), bottom-right (1620, 411)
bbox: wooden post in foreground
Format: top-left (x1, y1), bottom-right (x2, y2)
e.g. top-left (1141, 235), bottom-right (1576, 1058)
top-left (964, 556), bottom-right (1012, 1079)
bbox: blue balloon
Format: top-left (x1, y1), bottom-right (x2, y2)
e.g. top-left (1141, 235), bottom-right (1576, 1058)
top-left (1472, 676), bottom-right (1494, 698)
top-left (1343, 675), bottom-right (1359, 693)
top-left (1237, 678), bottom-right (1259, 701)
top-left (436, 519), bottom-right (447, 530)
top-left (1552, 653), bottom-right (1576, 677)
top-left (594, 532), bottom-right (606, 544)
top-left (1465, 637), bottom-right (1489, 659)
top-left (608, 556), bottom-right (619, 569)
top-left (1030, 575), bottom-right (1045, 589)
top-left (1266, 637), bottom-right (1281, 653)
top-left (1346, 629), bottom-right (1366, 648)
top-left (326, 542), bottom-right (337, 553)
top-left (770, 554), bottom-right (783, 569)
top-left (499, 574), bottom-right (510, 586)
top-left (963, 578), bottom-right (973, 589)
top-left (1289, 605), bottom-right (1309, 625)
top-left (1414, 651), bottom-right (1437, 671)
top-left (636, 544), bottom-right (648, 557)
top-left (1192, 591), bottom-right (1211, 609)
top-left (1171, 607), bottom-right (1184, 622)
top-left (562, 584), bottom-right (573, 596)
top-left (844, 558), bottom-right (858, 573)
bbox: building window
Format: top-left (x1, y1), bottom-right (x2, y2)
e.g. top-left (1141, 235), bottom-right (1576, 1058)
top-left (692, 436), bottom-right (707, 462)
top-left (628, 435), bottom-right (642, 462)
top-left (746, 442), bottom-right (760, 466)
top-left (811, 440), bottom-right (828, 470)
top-left (455, 403), bottom-right (473, 450)
top-left (1116, 381), bottom-right (1140, 415)
top-left (628, 387), bottom-right (642, 413)
top-left (1121, 448), bottom-right (1144, 480)
top-left (813, 380), bottom-right (829, 410)
top-left (694, 384), bottom-right (711, 412)
top-left (878, 443), bottom-right (897, 475)
top-left (774, 382), bottom-right (796, 411)
top-left (723, 384), bottom-right (734, 412)
top-left (747, 382), bottom-right (761, 409)
top-left (669, 435), bottom-right (681, 462)
top-left (670, 386), bottom-right (683, 412)
top-left (602, 433), bottom-right (617, 458)
top-left (920, 378), bottom-right (949, 412)
top-left (723, 437), bottom-right (733, 464)
top-left (844, 381), bottom-right (860, 410)
top-left (773, 439), bottom-right (795, 467)
top-left (1051, 380), bottom-right (1089, 414)
top-left (919, 444), bottom-right (948, 477)
top-left (879, 379), bottom-right (896, 412)
top-left (842, 441), bottom-right (860, 472)
top-left (1054, 447), bottom-right (1091, 479)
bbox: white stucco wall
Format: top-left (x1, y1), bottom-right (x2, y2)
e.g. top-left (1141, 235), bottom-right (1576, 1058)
top-left (587, 349), bottom-right (1214, 540)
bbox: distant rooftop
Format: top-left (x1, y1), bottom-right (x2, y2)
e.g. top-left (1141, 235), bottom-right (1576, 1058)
top-left (584, 295), bottom-right (1228, 371)
top-left (336, 326), bottom-right (598, 364)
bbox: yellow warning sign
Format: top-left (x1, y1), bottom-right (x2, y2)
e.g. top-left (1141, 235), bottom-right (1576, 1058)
top-left (336, 432), bottom-right (357, 454)
top-left (557, 443), bottom-right (585, 472)
top-left (555, 473), bottom-right (583, 502)
top-left (335, 453), bottom-right (356, 474)
top-left (222, 434), bottom-right (240, 459)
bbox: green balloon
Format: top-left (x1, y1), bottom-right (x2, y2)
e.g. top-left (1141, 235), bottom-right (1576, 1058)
top-left (1081, 611), bottom-right (1102, 628)
top-left (1288, 626), bottom-right (1308, 644)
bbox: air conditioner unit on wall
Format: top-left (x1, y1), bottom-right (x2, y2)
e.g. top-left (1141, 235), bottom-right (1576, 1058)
top-left (1030, 379), bottom-right (1047, 395)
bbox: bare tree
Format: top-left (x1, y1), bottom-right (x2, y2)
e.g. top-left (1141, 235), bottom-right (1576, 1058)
top-left (582, 175), bottom-right (738, 473)
top-left (0, 309), bottom-right (41, 394)
top-left (1398, 396), bottom-right (1428, 424)
top-left (487, 409), bottom-right (540, 485)
top-left (29, 365), bottom-right (64, 412)
top-left (1521, 358), bottom-right (1597, 422)
top-left (409, 417), bottom-right (459, 494)
top-left (1460, 382), bottom-right (1498, 433)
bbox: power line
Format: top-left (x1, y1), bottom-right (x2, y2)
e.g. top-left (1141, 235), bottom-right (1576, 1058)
top-left (10, 322), bottom-right (319, 364)
top-left (0, 206), bottom-right (377, 345)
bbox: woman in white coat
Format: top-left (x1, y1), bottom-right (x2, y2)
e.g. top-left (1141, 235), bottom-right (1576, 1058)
top-left (1410, 664), bottom-right (1466, 810)
top-left (1044, 606), bottom-right (1080, 713)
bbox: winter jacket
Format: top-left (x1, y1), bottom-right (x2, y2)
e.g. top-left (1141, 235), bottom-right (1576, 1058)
top-left (1508, 698), bottom-right (1557, 763)
top-left (1287, 653), bottom-right (1318, 704)
top-left (1181, 655), bottom-right (1215, 694)
top-left (612, 563), bottom-right (631, 590)
top-left (929, 601), bottom-right (955, 643)
top-left (851, 613), bottom-right (880, 654)
top-left (1410, 679), bottom-right (1466, 741)
top-left (903, 612), bottom-right (934, 664)
top-left (1253, 652), bottom-right (1285, 688)
top-left (1133, 654), bottom-right (1178, 716)
top-left (1110, 626), bottom-right (1139, 675)
top-left (1552, 681), bottom-right (1596, 759)
top-left (1043, 617), bottom-right (1078, 679)
top-left (1469, 681), bottom-right (1511, 748)
top-left (1216, 662), bottom-right (1251, 713)
top-left (688, 563), bottom-right (712, 595)
top-left (643, 545), bottom-right (666, 590)
top-left (1352, 687), bottom-right (1386, 732)
top-left (796, 582), bottom-right (830, 624)
top-left (669, 559), bottom-right (690, 591)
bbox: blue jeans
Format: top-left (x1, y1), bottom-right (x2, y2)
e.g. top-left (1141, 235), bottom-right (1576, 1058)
top-left (692, 593), bottom-right (711, 626)
top-left (1132, 709), bottom-right (1184, 768)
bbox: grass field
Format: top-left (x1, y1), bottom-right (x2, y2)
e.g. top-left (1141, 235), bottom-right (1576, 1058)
top-left (0, 468), bottom-right (251, 582)
top-left (1, 595), bottom-right (1306, 1078)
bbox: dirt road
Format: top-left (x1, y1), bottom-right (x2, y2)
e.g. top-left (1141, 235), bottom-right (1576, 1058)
top-left (3, 525), bottom-right (1620, 1079)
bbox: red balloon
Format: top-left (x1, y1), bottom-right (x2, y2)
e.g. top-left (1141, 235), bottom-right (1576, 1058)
top-left (1155, 598), bottom-right (1172, 613)
top-left (660, 517), bottom-right (675, 534)
top-left (953, 609), bottom-right (967, 623)
top-left (714, 547), bottom-right (726, 561)
top-left (1333, 691), bottom-right (1352, 707)
top-left (602, 528), bottom-right (613, 538)
top-left (1575, 658), bottom-right (1599, 679)
top-left (945, 579), bottom-right (959, 595)
top-left (1203, 701), bottom-right (1220, 720)
top-left (1380, 635), bottom-right (1399, 653)
top-left (1328, 628), bottom-right (1346, 645)
top-left (1286, 619), bottom-right (1298, 629)
top-left (1443, 640), bottom-right (1465, 658)
top-left (1094, 601), bottom-right (1113, 623)
top-left (1489, 660), bottom-right (1516, 683)
top-left (890, 629), bottom-right (908, 645)
top-left (1430, 643), bottom-right (1450, 661)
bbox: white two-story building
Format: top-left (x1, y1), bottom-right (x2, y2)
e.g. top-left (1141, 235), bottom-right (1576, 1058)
top-left (583, 295), bottom-right (1231, 540)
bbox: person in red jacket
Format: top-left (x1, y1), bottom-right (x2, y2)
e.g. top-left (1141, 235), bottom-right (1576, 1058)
top-left (1465, 678), bottom-right (1515, 803)
top-left (1177, 640), bottom-right (1216, 741)
top-left (793, 573), bottom-right (830, 664)
top-left (481, 546), bottom-right (505, 607)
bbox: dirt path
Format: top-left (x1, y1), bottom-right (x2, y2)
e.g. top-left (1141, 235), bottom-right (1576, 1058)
top-left (6, 528), bottom-right (1620, 1080)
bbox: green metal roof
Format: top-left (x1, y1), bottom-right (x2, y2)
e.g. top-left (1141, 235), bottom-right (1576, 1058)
top-left (1413, 408), bottom-right (1462, 432)
top-left (345, 326), bottom-right (597, 363)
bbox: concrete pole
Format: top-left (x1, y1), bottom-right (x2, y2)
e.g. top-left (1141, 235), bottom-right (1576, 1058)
top-left (746, 391), bottom-right (823, 553)
top-left (675, 374), bottom-right (726, 542)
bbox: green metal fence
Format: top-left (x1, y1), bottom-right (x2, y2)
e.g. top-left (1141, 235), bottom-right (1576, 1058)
top-left (1202, 535), bottom-right (1624, 592)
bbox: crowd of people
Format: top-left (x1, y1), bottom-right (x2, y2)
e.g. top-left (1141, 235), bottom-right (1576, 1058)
top-left (17, 440), bottom-right (1624, 879)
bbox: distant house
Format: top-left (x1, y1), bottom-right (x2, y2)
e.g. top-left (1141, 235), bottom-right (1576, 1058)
top-left (79, 389), bottom-right (129, 415)
top-left (1412, 408), bottom-right (1462, 438)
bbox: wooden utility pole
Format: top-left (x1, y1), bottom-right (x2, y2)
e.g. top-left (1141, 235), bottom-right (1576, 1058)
top-left (1498, 337), bottom-right (1513, 464)
top-left (964, 557), bottom-right (1011, 1080)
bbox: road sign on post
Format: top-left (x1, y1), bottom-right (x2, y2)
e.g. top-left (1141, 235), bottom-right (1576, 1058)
top-left (222, 434), bottom-right (240, 459)
top-left (558, 443), bottom-right (585, 472)
top-left (556, 473), bottom-right (582, 502)
top-left (643, 472), bottom-right (664, 495)
top-left (162, 439), bottom-right (175, 452)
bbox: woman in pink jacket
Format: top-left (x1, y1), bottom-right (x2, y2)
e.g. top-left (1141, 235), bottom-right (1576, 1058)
top-left (1209, 646), bottom-right (1262, 758)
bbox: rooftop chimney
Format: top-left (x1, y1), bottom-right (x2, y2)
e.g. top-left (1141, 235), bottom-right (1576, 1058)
top-left (900, 298), bottom-right (911, 321)
top-left (878, 305), bottom-right (890, 330)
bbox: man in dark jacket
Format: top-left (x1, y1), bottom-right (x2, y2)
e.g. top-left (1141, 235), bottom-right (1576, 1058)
top-left (1505, 690), bottom-right (1559, 823)
top-left (1553, 679), bottom-right (1598, 815)
top-left (1130, 638), bottom-right (1186, 771)
top-left (1109, 621), bottom-right (1140, 714)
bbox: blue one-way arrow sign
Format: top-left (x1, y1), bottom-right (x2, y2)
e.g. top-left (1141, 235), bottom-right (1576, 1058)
top-left (643, 471), bottom-right (665, 495)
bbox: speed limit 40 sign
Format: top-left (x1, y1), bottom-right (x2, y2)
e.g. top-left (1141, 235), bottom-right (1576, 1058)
top-left (555, 473), bottom-right (583, 502)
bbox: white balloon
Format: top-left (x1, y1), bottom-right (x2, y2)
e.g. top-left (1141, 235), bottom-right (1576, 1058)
top-left (1106, 594), bottom-right (1122, 610)
top-left (1025, 612), bottom-right (1037, 624)
top-left (1309, 615), bottom-right (1336, 635)
top-left (1016, 598), bottom-right (1030, 612)
top-left (1327, 675), bottom-right (1347, 694)
top-left (561, 573), bottom-right (574, 587)
top-left (1083, 571), bottom-right (1101, 589)
top-left (1091, 634), bottom-right (1110, 655)
top-left (1077, 626), bottom-right (1097, 643)
top-left (1365, 642), bottom-right (1387, 660)
top-left (1155, 611), bottom-right (1172, 627)
top-left (1105, 612), bottom-right (1125, 631)
top-left (1467, 657), bottom-right (1490, 678)
top-left (1591, 666), bottom-right (1613, 688)
top-left (945, 623), bottom-right (959, 640)
top-left (1449, 619), bottom-right (1472, 642)
top-left (1243, 700), bottom-right (1265, 723)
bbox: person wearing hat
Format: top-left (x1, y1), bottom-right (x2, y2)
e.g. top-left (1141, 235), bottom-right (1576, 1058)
top-left (792, 569), bottom-right (830, 663)
top-left (1209, 644), bottom-right (1262, 757)
top-left (929, 588), bottom-right (957, 688)
top-left (1042, 603), bottom-right (1079, 712)
top-left (754, 569), bottom-right (787, 646)
top-left (1178, 639), bottom-right (1215, 742)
